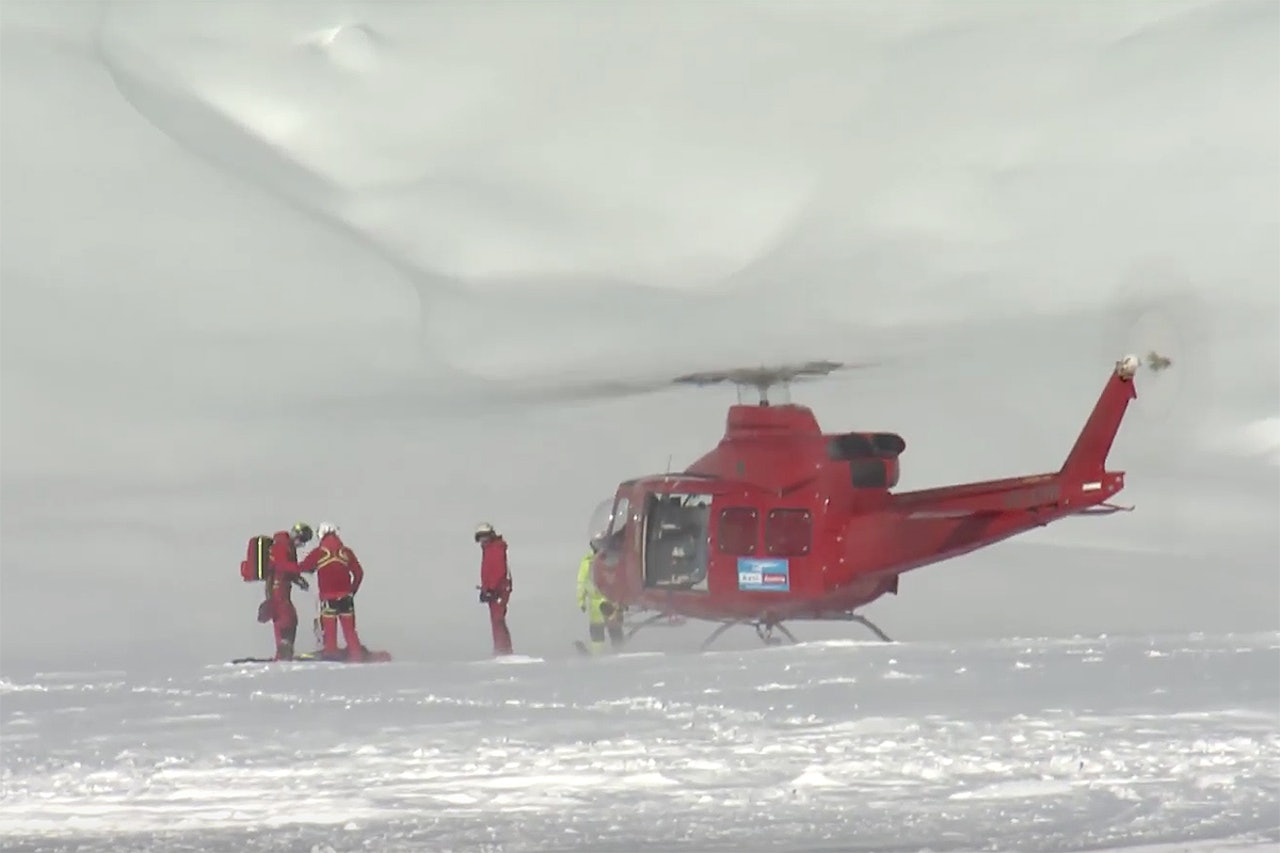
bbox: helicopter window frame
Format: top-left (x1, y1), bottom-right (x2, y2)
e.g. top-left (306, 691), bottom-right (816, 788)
top-left (716, 507), bottom-right (759, 556)
top-left (765, 508), bottom-right (812, 557)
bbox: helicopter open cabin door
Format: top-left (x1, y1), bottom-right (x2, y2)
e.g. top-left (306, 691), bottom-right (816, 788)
top-left (640, 490), bottom-right (713, 592)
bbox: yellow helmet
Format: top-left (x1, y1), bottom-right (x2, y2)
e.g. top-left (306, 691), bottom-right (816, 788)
top-left (290, 522), bottom-right (314, 545)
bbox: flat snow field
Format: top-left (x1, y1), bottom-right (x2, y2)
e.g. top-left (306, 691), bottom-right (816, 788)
top-left (2, 631), bottom-right (1277, 853)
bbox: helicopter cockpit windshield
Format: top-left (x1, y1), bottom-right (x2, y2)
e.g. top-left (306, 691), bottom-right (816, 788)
top-left (642, 492), bottom-right (712, 592)
top-left (587, 496), bottom-right (630, 560)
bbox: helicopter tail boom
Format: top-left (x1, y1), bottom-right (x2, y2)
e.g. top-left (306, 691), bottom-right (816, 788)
top-left (892, 472), bottom-right (1071, 519)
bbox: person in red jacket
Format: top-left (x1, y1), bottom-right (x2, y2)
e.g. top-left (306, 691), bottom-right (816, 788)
top-left (475, 522), bottom-right (514, 656)
top-left (257, 522), bottom-right (313, 661)
top-left (297, 521), bottom-right (366, 661)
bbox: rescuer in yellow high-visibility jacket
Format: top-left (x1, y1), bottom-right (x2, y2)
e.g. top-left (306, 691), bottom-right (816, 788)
top-left (577, 547), bottom-right (624, 653)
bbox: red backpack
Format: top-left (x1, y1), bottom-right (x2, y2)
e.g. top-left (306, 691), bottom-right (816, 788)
top-left (240, 535), bottom-right (273, 582)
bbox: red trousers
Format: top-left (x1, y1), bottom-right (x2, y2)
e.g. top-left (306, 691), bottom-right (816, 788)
top-left (265, 599), bottom-right (298, 661)
top-left (319, 595), bottom-right (364, 661)
top-left (487, 598), bottom-right (513, 656)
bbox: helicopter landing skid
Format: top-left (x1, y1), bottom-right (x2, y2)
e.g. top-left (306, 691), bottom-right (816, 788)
top-left (699, 611), bottom-right (894, 650)
top-left (624, 611), bottom-right (688, 639)
top-left (842, 613), bottom-right (894, 643)
top-left (622, 610), bottom-right (893, 650)
top-left (698, 620), bottom-right (800, 650)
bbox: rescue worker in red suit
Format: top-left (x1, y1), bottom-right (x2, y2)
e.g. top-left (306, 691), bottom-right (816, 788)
top-left (296, 521), bottom-right (366, 661)
top-left (257, 522), bottom-right (313, 661)
top-left (475, 522), bottom-right (514, 656)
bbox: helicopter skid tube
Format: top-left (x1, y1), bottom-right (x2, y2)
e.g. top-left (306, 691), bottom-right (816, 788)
top-left (620, 611), bottom-right (893, 650)
top-left (698, 619), bottom-right (798, 650)
top-left (624, 611), bottom-right (682, 640)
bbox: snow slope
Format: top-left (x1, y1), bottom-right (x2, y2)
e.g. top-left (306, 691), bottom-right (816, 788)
top-left (2, 633), bottom-right (1277, 852)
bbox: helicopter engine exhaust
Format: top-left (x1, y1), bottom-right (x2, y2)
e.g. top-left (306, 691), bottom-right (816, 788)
top-left (827, 431), bottom-right (906, 489)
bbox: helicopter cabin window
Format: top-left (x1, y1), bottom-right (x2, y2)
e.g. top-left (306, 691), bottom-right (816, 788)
top-left (716, 507), bottom-right (758, 556)
top-left (642, 492), bottom-right (712, 592)
top-left (765, 508), bottom-right (812, 556)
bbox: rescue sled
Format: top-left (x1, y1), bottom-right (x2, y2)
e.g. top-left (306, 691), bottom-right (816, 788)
top-left (230, 648), bottom-right (392, 665)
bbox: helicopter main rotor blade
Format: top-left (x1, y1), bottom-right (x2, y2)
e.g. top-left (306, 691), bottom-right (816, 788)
top-left (672, 359), bottom-right (862, 388)
top-left (500, 358), bottom-right (887, 406)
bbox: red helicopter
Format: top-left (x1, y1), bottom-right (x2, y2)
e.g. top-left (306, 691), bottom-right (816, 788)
top-left (587, 352), bottom-right (1171, 649)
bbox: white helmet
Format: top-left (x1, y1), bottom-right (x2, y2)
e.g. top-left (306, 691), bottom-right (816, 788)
top-left (317, 521), bottom-right (340, 538)
top-left (474, 522), bottom-right (496, 542)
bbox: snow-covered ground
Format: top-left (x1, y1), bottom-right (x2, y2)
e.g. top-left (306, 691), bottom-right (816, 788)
top-left (3, 632), bottom-right (1278, 852)
top-left (2, 0), bottom-right (1278, 849)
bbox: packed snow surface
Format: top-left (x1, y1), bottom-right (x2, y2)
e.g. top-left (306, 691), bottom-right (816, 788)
top-left (3, 632), bottom-right (1277, 852)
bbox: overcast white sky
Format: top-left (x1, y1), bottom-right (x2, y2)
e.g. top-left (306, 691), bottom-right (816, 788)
top-left (1, 0), bottom-right (1276, 672)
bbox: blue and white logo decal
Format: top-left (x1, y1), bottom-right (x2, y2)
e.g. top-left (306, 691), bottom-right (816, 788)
top-left (737, 557), bottom-right (790, 592)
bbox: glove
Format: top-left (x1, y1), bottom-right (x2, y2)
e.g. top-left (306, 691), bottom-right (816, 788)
top-left (256, 600), bottom-right (273, 623)
top-left (291, 575), bottom-right (310, 591)
top-left (599, 601), bottom-right (616, 618)
top-left (479, 588), bottom-right (495, 603)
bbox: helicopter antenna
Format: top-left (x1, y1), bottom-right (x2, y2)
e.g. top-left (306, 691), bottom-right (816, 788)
top-left (672, 360), bottom-right (847, 405)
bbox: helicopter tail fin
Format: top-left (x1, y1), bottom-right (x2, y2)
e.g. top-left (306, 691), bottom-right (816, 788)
top-left (1059, 355), bottom-right (1141, 483)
